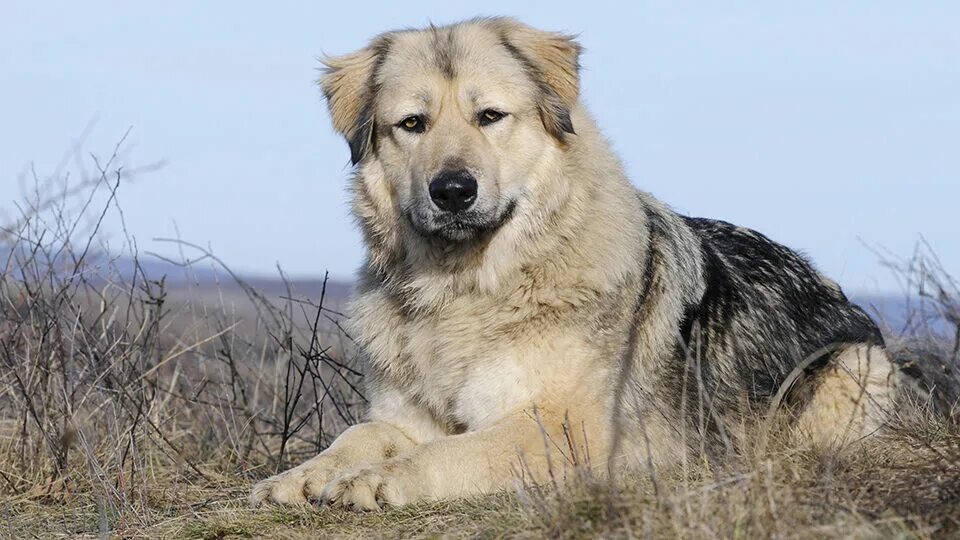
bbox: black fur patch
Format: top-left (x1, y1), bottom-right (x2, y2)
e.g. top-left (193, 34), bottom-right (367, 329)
top-left (643, 214), bottom-right (889, 456)
top-left (676, 217), bottom-right (883, 412)
top-left (348, 102), bottom-right (375, 165)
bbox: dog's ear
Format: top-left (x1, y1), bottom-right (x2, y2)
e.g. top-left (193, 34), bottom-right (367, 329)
top-left (492, 19), bottom-right (582, 140)
top-left (319, 40), bottom-right (387, 165)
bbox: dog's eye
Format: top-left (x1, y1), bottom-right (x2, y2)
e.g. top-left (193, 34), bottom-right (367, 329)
top-left (478, 109), bottom-right (506, 126)
top-left (397, 115), bottom-right (425, 133)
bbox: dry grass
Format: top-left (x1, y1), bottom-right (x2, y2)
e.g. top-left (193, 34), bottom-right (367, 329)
top-left (2, 143), bottom-right (959, 539)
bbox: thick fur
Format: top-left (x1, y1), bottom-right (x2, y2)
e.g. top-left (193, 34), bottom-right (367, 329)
top-left (251, 17), bottom-right (916, 510)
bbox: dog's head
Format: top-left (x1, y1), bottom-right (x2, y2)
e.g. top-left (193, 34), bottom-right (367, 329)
top-left (320, 18), bottom-right (581, 245)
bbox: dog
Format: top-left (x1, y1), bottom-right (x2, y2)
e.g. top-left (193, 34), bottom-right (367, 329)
top-left (250, 17), bottom-right (916, 511)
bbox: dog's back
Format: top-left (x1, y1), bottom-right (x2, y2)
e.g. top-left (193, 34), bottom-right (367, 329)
top-left (640, 214), bottom-right (909, 450)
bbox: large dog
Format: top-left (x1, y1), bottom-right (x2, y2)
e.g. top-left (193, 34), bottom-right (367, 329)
top-left (251, 17), bottom-right (915, 510)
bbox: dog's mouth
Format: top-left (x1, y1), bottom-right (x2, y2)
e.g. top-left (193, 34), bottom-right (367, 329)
top-left (406, 200), bottom-right (517, 243)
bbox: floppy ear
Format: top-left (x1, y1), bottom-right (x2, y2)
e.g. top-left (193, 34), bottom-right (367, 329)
top-left (319, 41), bottom-right (386, 165)
top-left (492, 19), bottom-right (582, 140)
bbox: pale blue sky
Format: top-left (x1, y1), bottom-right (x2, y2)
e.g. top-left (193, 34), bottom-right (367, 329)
top-left (1, 2), bottom-right (957, 293)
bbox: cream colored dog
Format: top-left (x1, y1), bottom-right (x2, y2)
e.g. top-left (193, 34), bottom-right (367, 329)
top-left (250, 17), bottom-right (912, 511)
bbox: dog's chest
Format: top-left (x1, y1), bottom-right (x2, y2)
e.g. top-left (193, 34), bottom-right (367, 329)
top-left (396, 310), bottom-right (542, 429)
top-left (353, 286), bottom-right (603, 431)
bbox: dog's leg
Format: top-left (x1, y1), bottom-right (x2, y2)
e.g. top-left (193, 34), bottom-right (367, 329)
top-left (795, 344), bottom-right (907, 446)
top-left (319, 406), bottom-right (604, 510)
top-left (251, 385), bottom-right (450, 507)
top-left (249, 422), bottom-right (418, 506)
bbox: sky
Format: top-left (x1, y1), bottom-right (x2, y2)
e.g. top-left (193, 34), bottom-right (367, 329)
top-left (1, 1), bottom-right (957, 294)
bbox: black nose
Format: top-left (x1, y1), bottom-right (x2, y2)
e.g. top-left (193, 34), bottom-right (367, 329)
top-left (429, 169), bottom-right (477, 213)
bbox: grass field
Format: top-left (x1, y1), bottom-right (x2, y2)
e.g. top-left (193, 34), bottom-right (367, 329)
top-left (2, 153), bottom-right (959, 538)
top-left (5, 421), bottom-right (959, 538)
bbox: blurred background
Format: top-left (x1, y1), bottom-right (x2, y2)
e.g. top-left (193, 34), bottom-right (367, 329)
top-left (2, 1), bottom-right (957, 294)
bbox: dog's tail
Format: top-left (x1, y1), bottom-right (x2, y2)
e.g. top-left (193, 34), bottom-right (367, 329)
top-left (889, 339), bottom-right (960, 422)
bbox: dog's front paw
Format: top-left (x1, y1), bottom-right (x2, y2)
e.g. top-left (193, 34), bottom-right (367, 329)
top-left (250, 458), bottom-right (343, 507)
top-left (319, 464), bottom-right (420, 511)
top-left (250, 469), bottom-right (309, 507)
